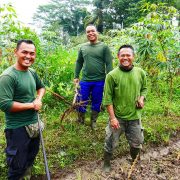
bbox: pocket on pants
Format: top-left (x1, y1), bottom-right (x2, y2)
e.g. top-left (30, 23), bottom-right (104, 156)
top-left (105, 124), bottom-right (112, 139)
top-left (5, 148), bottom-right (20, 169)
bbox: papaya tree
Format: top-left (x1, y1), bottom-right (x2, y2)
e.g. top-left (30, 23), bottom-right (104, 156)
top-left (130, 3), bottom-right (179, 114)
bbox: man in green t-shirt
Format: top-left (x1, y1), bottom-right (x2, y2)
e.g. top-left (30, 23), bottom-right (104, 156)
top-left (0, 39), bottom-right (46, 179)
top-left (103, 45), bottom-right (147, 172)
top-left (74, 24), bottom-right (113, 129)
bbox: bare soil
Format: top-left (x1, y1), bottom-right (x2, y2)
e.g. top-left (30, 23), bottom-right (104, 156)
top-left (32, 138), bottom-right (180, 180)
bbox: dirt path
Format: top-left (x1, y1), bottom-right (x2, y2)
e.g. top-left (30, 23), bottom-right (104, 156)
top-left (51, 139), bottom-right (180, 180)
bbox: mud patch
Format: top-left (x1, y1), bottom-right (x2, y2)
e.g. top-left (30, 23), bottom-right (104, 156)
top-left (32, 139), bottom-right (180, 179)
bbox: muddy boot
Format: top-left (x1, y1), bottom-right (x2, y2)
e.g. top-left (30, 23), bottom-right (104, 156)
top-left (130, 147), bottom-right (140, 162)
top-left (90, 110), bottom-right (98, 130)
top-left (77, 112), bottom-right (85, 124)
top-left (103, 151), bottom-right (112, 173)
top-left (20, 166), bottom-right (32, 180)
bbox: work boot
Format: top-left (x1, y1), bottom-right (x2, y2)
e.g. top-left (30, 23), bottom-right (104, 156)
top-left (103, 151), bottom-right (112, 173)
top-left (130, 147), bottom-right (141, 162)
top-left (20, 166), bottom-right (32, 180)
top-left (90, 110), bottom-right (98, 130)
top-left (77, 112), bottom-right (85, 124)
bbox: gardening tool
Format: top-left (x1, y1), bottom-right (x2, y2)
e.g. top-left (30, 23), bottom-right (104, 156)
top-left (72, 83), bottom-right (79, 105)
top-left (60, 84), bottom-right (90, 123)
top-left (37, 113), bottom-right (51, 180)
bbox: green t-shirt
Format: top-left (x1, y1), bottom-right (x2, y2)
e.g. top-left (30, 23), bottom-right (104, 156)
top-left (0, 66), bottom-right (45, 129)
top-left (103, 66), bottom-right (147, 120)
top-left (75, 42), bottom-right (113, 81)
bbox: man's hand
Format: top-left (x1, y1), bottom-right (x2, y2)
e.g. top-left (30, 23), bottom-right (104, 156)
top-left (110, 118), bottom-right (120, 129)
top-left (136, 96), bottom-right (145, 109)
top-left (33, 97), bottom-right (42, 111)
top-left (73, 78), bottom-right (79, 85)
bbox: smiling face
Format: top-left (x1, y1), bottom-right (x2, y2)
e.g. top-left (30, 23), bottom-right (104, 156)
top-left (118, 48), bottom-right (134, 68)
top-left (86, 25), bottom-right (98, 44)
top-left (14, 42), bottom-right (36, 71)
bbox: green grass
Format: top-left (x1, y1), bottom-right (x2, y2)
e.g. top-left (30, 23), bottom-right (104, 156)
top-left (0, 95), bottom-right (179, 178)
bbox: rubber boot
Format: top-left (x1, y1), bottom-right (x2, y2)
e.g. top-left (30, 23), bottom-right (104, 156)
top-left (20, 166), bottom-right (32, 180)
top-left (103, 151), bottom-right (112, 173)
top-left (90, 110), bottom-right (98, 130)
top-left (77, 112), bottom-right (85, 124)
top-left (130, 147), bottom-right (141, 162)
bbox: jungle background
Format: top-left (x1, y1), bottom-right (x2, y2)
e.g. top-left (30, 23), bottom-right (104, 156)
top-left (0, 0), bottom-right (179, 179)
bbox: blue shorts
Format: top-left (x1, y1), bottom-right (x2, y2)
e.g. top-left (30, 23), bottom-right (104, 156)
top-left (5, 127), bottom-right (40, 180)
top-left (77, 81), bottom-right (105, 113)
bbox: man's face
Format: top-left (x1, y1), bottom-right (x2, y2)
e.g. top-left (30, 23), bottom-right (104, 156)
top-left (118, 48), bottom-right (134, 68)
top-left (86, 25), bottom-right (98, 43)
top-left (15, 42), bottom-right (36, 70)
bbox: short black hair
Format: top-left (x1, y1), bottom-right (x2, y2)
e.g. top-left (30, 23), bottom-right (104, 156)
top-left (16, 39), bottom-right (35, 50)
top-left (86, 24), bottom-right (97, 31)
top-left (118, 44), bottom-right (134, 55)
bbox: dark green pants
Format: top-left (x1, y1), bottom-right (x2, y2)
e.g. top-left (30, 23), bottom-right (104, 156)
top-left (104, 119), bottom-right (144, 154)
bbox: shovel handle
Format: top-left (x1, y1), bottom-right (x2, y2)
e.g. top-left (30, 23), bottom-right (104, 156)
top-left (72, 83), bottom-right (79, 105)
top-left (37, 113), bottom-right (51, 180)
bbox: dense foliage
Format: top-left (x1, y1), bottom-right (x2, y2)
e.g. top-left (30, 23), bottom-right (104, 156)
top-left (33, 0), bottom-right (179, 37)
top-left (0, 1), bottom-right (179, 178)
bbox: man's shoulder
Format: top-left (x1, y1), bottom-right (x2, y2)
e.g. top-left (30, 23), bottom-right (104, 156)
top-left (78, 42), bottom-right (90, 51)
top-left (1, 66), bottom-right (15, 77)
top-left (28, 68), bottom-right (39, 80)
top-left (134, 66), bottom-right (146, 73)
top-left (134, 66), bottom-right (142, 70)
top-left (112, 67), bottom-right (120, 72)
top-left (108, 67), bottom-right (119, 76)
top-left (100, 41), bottom-right (108, 46)
top-left (0, 66), bottom-right (17, 83)
top-left (28, 68), bottom-right (36, 74)
top-left (96, 41), bottom-right (109, 48)
top-left (80, 42), bottom-right (90, 47)
top-left (80, 41), bottom-right (107, 47)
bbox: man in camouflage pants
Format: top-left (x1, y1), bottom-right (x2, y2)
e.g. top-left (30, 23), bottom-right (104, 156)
top-left (103, 45), bottom-right (147, 172)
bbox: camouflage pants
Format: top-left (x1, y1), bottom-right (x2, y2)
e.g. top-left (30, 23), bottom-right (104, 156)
top-left (104, 119), bottom-right (144, 154)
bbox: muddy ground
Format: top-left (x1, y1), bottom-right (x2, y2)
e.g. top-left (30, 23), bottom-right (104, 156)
top-left (32, 139), bottom-right (180, 180)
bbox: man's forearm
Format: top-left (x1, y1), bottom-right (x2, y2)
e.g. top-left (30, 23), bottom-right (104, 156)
top-left (106, 60), bottom-right (113, 73)
top-left (10, 88), bottom-right (45, 112)
top-left (107, 104), bottom-right (116, 120)
top-left (74, 62), bottom-right (82, 79)
top-left (107, 104), bottom-right (120, 129)
top-left (36, 88), bottom-right (46, 100)
top-left (139, 96), bottom-right (145, 101)
top-left (136, 96), bottom-right (145, 109)
top-left (10, 102), bottom-right (34, 112)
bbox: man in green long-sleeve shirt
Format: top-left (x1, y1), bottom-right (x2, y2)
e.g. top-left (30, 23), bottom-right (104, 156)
top-left (103, 45), bottom-right (147, 172)
top-left (0, 39), bottom-right (45, 179)
top-left (74, 24), bottom-right (113, 129)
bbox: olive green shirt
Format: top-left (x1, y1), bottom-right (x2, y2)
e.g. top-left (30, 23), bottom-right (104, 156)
top-left (0, 66), bottom-right (45, 129)
top-left (75, 42), bottom-right (113, 81)
top-left (103, 66), bottom-right (147, 120)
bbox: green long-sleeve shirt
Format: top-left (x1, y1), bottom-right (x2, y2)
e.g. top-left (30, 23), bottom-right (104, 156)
top-left (103, 66), bottom-right (147, 120)
top-left (0, 66), bottom-right (45, 129)
top-left (75, 42), bottom-right (113, 81)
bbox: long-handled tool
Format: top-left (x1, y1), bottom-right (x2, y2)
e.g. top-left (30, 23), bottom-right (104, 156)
top-left (37, 113), bottom-right (51, 180)
top-left (60, 83), bottom-right (90, 123)
top-left (72, 83), bottom-right (79, 105)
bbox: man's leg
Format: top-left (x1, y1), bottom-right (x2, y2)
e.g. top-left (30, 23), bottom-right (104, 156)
top-left (125, 120), bottom-right (144, 162)
top-left (27, 136), bottom-right (40, 167)
top-left (103, 120), bottom-right (123, 172)
top-left (90, 110), bottom-right (98, 129)
top-left (20, 135), bottom-right (40, 179)
top-left (77, 81), bottom-right (91, 123)
top-left (91, 81), bottom-right (104, 129)
top-left (5, 127), bottom-right (31, 180)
